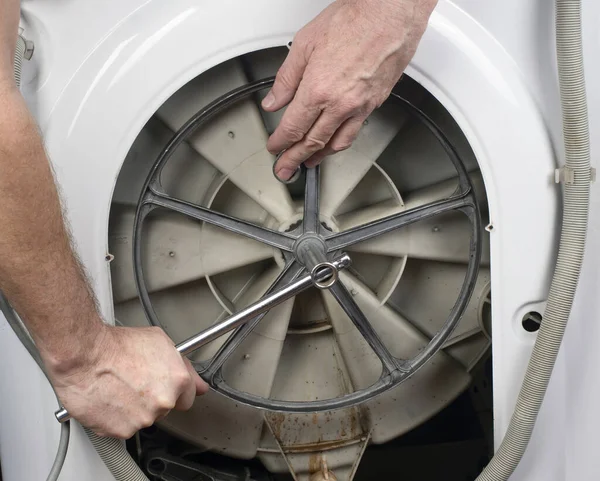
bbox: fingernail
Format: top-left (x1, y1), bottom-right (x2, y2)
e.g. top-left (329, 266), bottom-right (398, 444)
top-left (262, 91), bottom-right (275, 109)
top-left (276, 167), bottom-right (295, 181)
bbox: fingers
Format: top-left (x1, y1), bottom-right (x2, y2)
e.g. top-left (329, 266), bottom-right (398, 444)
top-left (173, 359), bottom-right (202, 411)
top-left (184, 358), bottom-right (209, 396)
top-left (262, 40), bottom-right (309, 112)
top-left (267, 88), bottom-right (322, 150)
top-left (273, 110), bottom-right (348, 180)
top-left (303, 115), bottom-right (367, 168)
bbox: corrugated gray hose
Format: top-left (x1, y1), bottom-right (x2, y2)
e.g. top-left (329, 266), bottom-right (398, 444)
top-left (477, 0), bottom-right (591, 479)
top-left (8, 32), bottom-right (150, 481)
top-left (13, 34), bottom-right (25, 88)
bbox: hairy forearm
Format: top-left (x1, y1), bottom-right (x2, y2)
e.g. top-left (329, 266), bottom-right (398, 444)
top-left (0, 83), bottom-right (105, 371)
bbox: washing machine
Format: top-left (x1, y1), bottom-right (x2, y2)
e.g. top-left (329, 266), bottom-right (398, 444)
top-left (0, 0), bottom-right (598, 480)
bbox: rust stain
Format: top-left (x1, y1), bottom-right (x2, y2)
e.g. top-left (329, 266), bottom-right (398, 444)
top-left (267, 412), bottom-right (286, 441)
top-left (309, 453), bottom-right (322, 474)
top-left (281, 435), bottom-right (364, 454)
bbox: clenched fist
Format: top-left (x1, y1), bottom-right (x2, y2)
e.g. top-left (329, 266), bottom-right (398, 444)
top-left (46, 325), bottom-right (208, 439)
top-left (264, 0), bottom-right (438, 180)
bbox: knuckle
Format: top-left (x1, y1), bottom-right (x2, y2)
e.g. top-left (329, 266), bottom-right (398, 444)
top-left (344, 95), bottom-right (366, 113)
top-left (137, 413), bottom-right (155, 430)
top-left (173, 370), bottom-right (192, 390)
top-left (276, 67), bottom-right (294, 89)
top-left (303, 135), bottom-right (326, 151)
top-left (331, 140), bottom-right (353, 152)
top-left (276, 59), bottom-right (303, 90)
top-left (365, 98), bottom-right (379, 113)
top-left (282, 123), bottom-right (305, 143)
top-left (155, 394), bottom-right (176, 411)
top-left (311, 87), bottom-right (330, 106)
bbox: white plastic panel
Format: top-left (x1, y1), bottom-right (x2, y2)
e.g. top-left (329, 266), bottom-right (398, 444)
top-left (0, 0), bottom-right (570, 480)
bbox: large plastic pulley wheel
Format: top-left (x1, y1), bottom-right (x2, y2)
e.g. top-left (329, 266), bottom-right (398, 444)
top-left (132, 78), bottom-right (483, 412)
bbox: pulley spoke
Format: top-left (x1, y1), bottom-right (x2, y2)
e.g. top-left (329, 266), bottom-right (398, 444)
top-left (202, 261), bottom-right (304, 376)
top-left (326, 194), bottom-right (473, 252)
top-left (146, 190), bottom-right (296, 251)
top-left (303, 165), bottom-right (321, 234)
top-left (328, 282), bottom-right (400, 374)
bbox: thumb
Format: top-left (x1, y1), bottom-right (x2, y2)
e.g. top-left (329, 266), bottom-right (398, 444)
top-left (262, 43), bottom-right (308, 112)
top-left (184, 358), bottom-right (209, 396)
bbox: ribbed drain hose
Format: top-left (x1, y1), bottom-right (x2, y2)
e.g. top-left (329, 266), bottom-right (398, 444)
top-left (477, 0), bottom-right (591, 479)
top-left (13, 33), bottom-right (25, 88)
top-left (84, 428), bottom-right (149, 481)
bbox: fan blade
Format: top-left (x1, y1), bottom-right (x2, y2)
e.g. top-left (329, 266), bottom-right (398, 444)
top-left (401, 171), bottom-right (487, 210)
top-left (322, 272), bottom-right (429, 389)
top-left (319, 104), bottom-right (408, 217)
top-left (113, 117), bottom-right (221, 207)
top-left (389, 261), bottom-right (491, 347)
top-left (269, 329), bottom-right (354, 402)
top-left (240, 48), bottom-right (289, 134)
top-left (109, 206), bottom-right (273, 303)
top-left (322, 273), bottom-right (471, 444)
top-left (335, 199), bottom-right (405, 231)
top-left (220, 264), bottom-right (295, 397)
top-left (114, 278), bottom-right (225, 342)
top-left (155, 59), bottom-right (295, 222)
top-left (335, 172), bottom-right (489, 265)
top-left (344, 210), bottom-right (490, 265)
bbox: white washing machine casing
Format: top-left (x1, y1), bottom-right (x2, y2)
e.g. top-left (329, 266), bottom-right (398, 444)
top-left (0, 0), bottom-right (598, 480)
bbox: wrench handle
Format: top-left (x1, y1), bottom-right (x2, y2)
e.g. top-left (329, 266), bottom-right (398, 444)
top-left (55, 254), bottom-right (351, 423)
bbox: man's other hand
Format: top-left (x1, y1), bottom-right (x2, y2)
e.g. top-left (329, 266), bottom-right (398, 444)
top-left (263, 0), bottom-right (437, 181)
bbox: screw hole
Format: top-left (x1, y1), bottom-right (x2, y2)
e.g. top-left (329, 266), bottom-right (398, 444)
top-left (148, 459), bottom-right (166, 474)
top-left (522, 311), bottom-right (542, 332)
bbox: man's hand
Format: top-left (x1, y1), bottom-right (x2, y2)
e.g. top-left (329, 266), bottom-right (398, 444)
top-left (46, 325), bottom-right (208, 439)
top-left (264, 0), bottom-right (437, 181)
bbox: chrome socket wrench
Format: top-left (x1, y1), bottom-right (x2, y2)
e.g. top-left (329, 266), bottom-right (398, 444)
top-left (55, 253), bottom-right (351, 423)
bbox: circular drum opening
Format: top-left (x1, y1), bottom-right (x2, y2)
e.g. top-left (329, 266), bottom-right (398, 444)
top-left (109, 46), bottom-right (492, 480)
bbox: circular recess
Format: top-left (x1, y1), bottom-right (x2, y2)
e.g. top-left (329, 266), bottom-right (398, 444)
top-left (148, 459), bottom-right (166, 475)
top-left (522, 311), bottom-right (542, 332)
